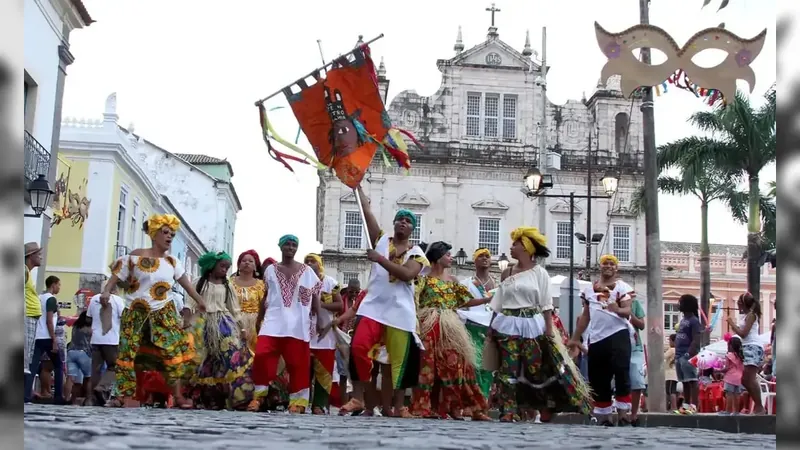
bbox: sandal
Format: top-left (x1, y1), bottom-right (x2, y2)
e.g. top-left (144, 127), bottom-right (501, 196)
top-left (471, 411), bottom-right (493, 422)
top-left (247, 398), bottom-right (262, 412)
top-left (339, 398), bottom-right (365, 416)
top-left (312, 406), bottom-right (326, 415)
top-left (499, 412), bottom-right (518, 423)
top-left (288, 404), bottom-right (305, 414)
top-left (105, 397), bottom-right (125, 408)
top-left (393, 406), bottom-right (413, 418)
top-left (174, 397), bottom-right (194, 410)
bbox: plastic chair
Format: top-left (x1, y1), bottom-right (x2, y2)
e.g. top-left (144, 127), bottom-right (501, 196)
top-left (750, 376), bottom-right (776, 415)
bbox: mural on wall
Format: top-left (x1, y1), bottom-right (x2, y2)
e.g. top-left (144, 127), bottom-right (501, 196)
top-left (51, 168), bottom-right (91, 228)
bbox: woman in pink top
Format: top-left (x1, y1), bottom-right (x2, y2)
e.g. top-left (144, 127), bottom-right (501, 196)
top-left (717, 336), bottom-right (744, 415)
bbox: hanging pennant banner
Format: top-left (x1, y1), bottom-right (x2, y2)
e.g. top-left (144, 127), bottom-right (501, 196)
top-left (594, 21), bottom-right (766, 106)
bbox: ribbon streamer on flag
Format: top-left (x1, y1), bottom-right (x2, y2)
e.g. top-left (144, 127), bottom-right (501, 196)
top-left (256, 40), bottom-right (419, 189)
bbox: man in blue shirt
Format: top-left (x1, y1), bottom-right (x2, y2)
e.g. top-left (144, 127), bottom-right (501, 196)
top-left (673, 294), bottom-right (702, 414)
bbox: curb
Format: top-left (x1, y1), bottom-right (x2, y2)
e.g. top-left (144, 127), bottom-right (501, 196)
top-left (548, 412), bottom-right (776, 435)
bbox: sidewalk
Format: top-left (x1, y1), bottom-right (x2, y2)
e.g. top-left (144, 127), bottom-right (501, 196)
top-left (549, 412), bottom-right (776, 435)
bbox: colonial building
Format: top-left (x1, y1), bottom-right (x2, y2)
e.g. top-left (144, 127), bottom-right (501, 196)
top-left (661, 241), bottom-right (777, 343)
top-left (316, 21), bottom-right (647, 290)
top-left (23, 0), bottom-right (93, 290)
top-left (49, 93), bottom-right (240, 302)
top-left (45, 96), bottom-right (209, 310)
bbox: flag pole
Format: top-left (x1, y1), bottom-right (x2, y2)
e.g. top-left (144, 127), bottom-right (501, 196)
top-left (254, 33), bottom-right (385, 106)
top-left (353, 188), bottom-right (374, 251)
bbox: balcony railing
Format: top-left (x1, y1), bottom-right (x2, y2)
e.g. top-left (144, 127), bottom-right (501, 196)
top-left (114, 245), bottom-right (129, 259)
top-left (24, 131), bottom-right (51, 184)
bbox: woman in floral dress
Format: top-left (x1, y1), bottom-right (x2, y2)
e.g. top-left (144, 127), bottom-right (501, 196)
top-left (100, 214), bottom-right (208, 408)
top-left (230, 250), bottom-right (266, 351)
top-left (412, 241), bottom-right (493, 420)
top-left (186, 251), bottom-right (255, 410)
top-left (487, 227), bottom-right (592, 422)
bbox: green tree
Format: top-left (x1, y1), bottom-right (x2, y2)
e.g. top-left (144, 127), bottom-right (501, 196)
top-left (631, 151), bottom-right (737, 336)
top-left (658, 87), bottom-right (776, 304)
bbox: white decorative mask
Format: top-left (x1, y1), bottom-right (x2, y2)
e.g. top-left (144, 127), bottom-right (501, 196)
top-left (595, 22), bottom-right (767, 104)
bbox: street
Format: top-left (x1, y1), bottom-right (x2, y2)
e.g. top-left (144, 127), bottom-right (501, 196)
top-left (24, 404), bottom-right (776, 449)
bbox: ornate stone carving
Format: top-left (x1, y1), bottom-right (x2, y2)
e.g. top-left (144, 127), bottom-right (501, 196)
top-left (340, 192), bottom-right (358, 203)
top-left (608, 197), bottom-right (637, 218)
top-left (396, 193), bottom-right (431, 209)
top-left (471, 198), bottom-right (509, 211)
top-left (549, 201), bottom-right (583, 215)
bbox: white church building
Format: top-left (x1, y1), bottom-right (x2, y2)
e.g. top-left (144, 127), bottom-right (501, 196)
top-left (316, 22), bottom-right (648, 292)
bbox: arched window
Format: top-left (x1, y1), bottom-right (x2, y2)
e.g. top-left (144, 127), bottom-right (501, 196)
top-left (615, 112), bottom-right (629, 153)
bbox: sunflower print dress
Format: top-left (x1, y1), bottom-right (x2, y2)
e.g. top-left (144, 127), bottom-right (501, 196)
top-left (110, 255), bottom-right (198, 399)
top-left (230, 277), bottom-right (266, 352)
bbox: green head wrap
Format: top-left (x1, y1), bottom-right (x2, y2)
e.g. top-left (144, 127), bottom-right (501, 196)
top-left (394, 209), bottom-right (417, 229)
top-left (198, 251), bottom-right (232, 276)
top-left (278, 234), bottom-right (299, 247)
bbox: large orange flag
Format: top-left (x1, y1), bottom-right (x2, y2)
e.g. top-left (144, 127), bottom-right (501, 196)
top-left (284, 45), bottom-right (412, 188)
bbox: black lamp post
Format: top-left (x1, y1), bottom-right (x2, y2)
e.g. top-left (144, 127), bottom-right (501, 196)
top-left (25, 174), bottom-right (54, 218)
top-left (522, 168), bottom-right (619, 335)
top-left (455, 248), bottom-right (467, 266)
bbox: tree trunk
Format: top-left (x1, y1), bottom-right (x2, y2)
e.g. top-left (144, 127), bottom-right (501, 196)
top-left (746, 176), bottom-right (762, 303)
top-left (699, 199), bottom-right (711, 346)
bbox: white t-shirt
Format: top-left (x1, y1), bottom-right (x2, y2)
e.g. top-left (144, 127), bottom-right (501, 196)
top-left (35, 293), bottom-right (59, 340)
top-left (357, 233), bottom-right (428, 333)
top-left (310, 275), bottom-right (339, 350)
top-left (86, 294), bottom-right (125, 345)
top-left (259, 264), bottom-right (322, 342)
top-left (582, 279), bottom-right (635, 344)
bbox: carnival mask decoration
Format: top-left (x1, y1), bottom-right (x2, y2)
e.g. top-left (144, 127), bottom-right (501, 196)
top-left (595, 21), bottom-right (767, 104)
top-left (324, 87), bottom-right (365, 162)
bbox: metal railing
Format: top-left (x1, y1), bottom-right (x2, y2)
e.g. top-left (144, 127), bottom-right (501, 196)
top-left (114, 245), bottom-right (129, 259)
top-left (24, 131), bottom-right (51, 184)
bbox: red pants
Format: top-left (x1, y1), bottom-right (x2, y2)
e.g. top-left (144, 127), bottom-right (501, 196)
top-left (350, 316), bottom-right (386, 384)
top-left (350, 316), bottom-right (419, 390)
top-left (253, 336), bottom-right (311, 408)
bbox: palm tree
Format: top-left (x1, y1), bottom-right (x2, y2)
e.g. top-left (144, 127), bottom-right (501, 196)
top-left (631, 150), bottom-right (737, 337)
top-left (658, 87), bottom-right (776, 303)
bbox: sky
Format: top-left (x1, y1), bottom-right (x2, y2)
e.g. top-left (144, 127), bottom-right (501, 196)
top-left (60, 0), bottom-right (776, 260)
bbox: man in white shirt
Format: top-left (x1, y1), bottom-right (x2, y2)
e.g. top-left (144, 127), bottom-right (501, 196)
top-left (86, 283), bottom-right (125, 404)
top-left (23, 276), bottom-right (64, 404)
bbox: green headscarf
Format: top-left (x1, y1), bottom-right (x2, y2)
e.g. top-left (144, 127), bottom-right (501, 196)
top-left (198, 251), bottom-right (232, 276)
top-left (394, 209), bottom-right (417, 229)
top-left (278, 234), bottom-right (299, 247)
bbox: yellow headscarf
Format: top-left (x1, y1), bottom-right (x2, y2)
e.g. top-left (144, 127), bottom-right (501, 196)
top-left (146, 214), bottom-right (181, 239)
top-left (510, 227), bottom-right (547, 256)
top-left (599, 254), bottom-right (619, 266)
top-left (473, 248), bottom-right (491, 261)
top-left (305, 253), bottom-right (324, 275)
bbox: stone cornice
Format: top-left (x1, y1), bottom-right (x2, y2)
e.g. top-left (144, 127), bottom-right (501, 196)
top-left (58, 44), bottom-right (75, 67)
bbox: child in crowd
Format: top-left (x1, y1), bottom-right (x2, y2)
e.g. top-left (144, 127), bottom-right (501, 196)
top-left (717, 336), bottom-right (744, 415)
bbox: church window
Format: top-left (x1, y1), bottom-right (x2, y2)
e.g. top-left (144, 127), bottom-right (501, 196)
top-left (611, 224), bottom-right (631, 262)
top-left (466, 93), bottom-right (481, 137)
top-left (343, 211), bottom-right (364, 249)
top-left (484, 95), bottom-right (499, 137)
top-left (409, 214), bottom-right (423, 246)
top-left (503, 95), bottom-right (517, 139)
top-left (555, 221), bottom-right (572, 260)
top-left (615, 112), bottom-right (629, 153)
top-left (664, 303), bottom-right (680, 333)
top-left (341, 271), bottom-right (360, 285)
top-left (478, 217), bottom-right (501, 255)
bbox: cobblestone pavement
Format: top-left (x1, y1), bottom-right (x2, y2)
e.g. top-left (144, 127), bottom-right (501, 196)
top-left (24, 404), bottom-right (776, 450)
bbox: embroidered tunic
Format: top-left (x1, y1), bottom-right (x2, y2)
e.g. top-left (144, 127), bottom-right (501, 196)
top-left (259, 264), bottom-right (321, 342)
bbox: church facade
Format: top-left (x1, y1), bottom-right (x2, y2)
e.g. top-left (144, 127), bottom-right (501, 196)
top-left (316, 23), bottom-right (648, 292)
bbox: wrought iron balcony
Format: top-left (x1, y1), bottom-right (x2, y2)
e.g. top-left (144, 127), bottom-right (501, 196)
top-left (114, 245), bottom-right (129, 259)
top-left (24, 131), bottom-right (51, 184)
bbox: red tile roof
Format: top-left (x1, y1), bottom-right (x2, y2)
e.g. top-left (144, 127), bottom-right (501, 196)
top-left (70, 0), bottom-right (94, 25)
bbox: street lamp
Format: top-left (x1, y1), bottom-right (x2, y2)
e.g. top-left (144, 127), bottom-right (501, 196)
top-left (25, 174), bottom-right (54, 218)
top-left (524, 167), bottom-right (554, 193)
top-left (601, 169), bottom-right (620, 196)
top-left (455, 248), bottom-right (467, 266)
top-left (497, 253), bottom-right (509, 272)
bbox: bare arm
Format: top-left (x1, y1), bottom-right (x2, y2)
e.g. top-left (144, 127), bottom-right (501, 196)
top-left (333, 305), bottom-right (357, 326)
top-left (376, 257), bottom-right (423, 283)
top-left (176, 275), bottom-right (207, 309)
top-left (608, 298), bottom-right (632, 319)
top-left (256, 286), bottom-right (268, 331)
top-left (630, 306), bottom-right (645, 330)
top-left (731, 313), bottom-right (756, 338)
top-left (312, 292), bottom-right (321, 317)
top-left (321, 291), bottom-right (344, 312)
top-left (357, 186), bottom-right (381, 247)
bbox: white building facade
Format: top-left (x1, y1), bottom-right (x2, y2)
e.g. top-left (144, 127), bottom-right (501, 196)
top-left (23, 0), bottom-right (92, 288)
top-left (317, 25), bottom-right (648, 292)
top-left (60, 93), bottom-right (242, 256)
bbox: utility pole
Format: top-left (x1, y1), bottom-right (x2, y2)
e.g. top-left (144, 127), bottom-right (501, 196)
top-left (537, 27), bottom-right (548, 233)
top-left (640, 0), bottom-right (665, 413)
top-left (585, 131), bottom-right (593, 274)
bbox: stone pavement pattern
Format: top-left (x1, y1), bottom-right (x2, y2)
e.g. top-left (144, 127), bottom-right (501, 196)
top-left (24, 404), bottom-right (776, 450)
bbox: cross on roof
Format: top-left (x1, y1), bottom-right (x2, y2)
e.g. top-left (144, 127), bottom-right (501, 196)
top-left (486, 3), bottom-right (501, 27)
